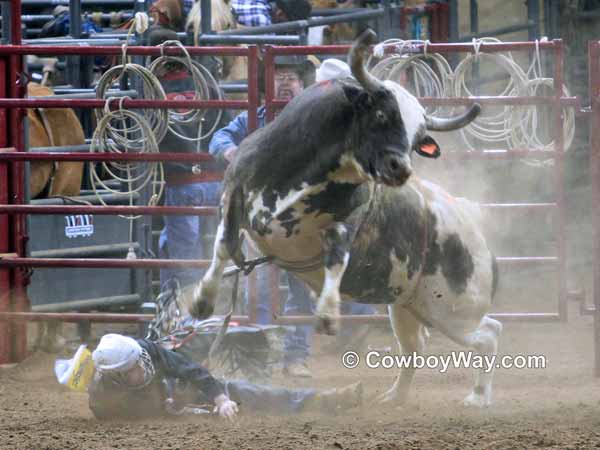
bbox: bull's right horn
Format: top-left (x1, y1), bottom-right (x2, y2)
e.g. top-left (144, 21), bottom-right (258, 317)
top-left (348, 28), bottom-right (383, 94)
top-left (425, 103), bottom-right (482, 131)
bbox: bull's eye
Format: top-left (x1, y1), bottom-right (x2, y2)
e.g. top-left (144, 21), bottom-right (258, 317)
top-left (375, 110), bottom-right (387, 123)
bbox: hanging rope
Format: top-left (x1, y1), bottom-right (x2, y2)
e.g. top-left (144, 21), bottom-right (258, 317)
top-left (451, 38), bottom-right (529, 150)
top-left (369, 39), bottom-right (452, 118)
top-left (148, 39), bottom-right (224, 143)
top-left (89, 96), bottom-right (165, 222)
top-left (370, 37), bottom-right (574, 154)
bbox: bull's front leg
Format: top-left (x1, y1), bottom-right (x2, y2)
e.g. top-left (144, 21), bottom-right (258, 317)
top-left (189, 221), bottom-right (230, 319)
top-left (315, 223), bottom-right (352, 335)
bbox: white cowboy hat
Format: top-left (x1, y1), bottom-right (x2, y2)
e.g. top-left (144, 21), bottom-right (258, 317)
top-left (315, 58), bottom-right (352, 83)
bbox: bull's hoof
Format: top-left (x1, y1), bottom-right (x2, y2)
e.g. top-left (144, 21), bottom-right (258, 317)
top-left (315, 315), bottom-right (338, 336)
top-left (375, 387), bottom-right (408, 406)
top-left (189, 298), bottom-right (214, 320)
top-left (462, 391), bottom-right (491, 408)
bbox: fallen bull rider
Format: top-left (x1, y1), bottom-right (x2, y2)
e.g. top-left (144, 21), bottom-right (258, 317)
top-left (87, 333), bottom-right (362, 420)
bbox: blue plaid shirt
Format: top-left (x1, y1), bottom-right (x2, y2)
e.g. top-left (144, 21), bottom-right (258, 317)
top-left (183, 0), bottom-right (194, 17)
top-left (231, 0), bottom-right (272, 27)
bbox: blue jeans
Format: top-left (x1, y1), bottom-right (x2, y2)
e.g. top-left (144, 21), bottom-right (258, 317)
top-left (253, 272), bottom-right (376, 366)
top-left (249, 268), bottom-right (311, 326)
top-left (159, 182), bottom-right (222, 288)
top-left (223, 379), bottom-right (317, 414)
top-left (283, 295), bottom-right (376, 365)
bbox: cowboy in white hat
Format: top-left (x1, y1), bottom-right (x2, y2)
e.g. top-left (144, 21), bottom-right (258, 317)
top-left (90, 333), bottom-right (237, 419)
top-left (88, 333), bottom-right (362, 420)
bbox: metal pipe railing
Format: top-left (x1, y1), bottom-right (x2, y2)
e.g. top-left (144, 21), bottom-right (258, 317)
top-left (0, 205), bottom-right (218, 215)
top-left (0, 257), bottom-right (212, 269)
top-left (0, 151), bottom-right (215, 161)
top-left (0, 311), bottom-right (562, 324)
top-left (219, 9), bottom-right (384, 36)
top-left (0, 98), bottom-right (248, 108)
top-left (1, 13), bottom-right (133, 22)
top-left (31, 294), bottom-right (141, 313)
top-left (21, 0), bottom-right (133, 5)
top-left (31, 242), bottom-right (139, 258)
top-left (0, 255), bottom-right (557, 270)
top-left (0, 44), bottom-right (251, 56)
top-left (588, 41), bottom-right (600, 377)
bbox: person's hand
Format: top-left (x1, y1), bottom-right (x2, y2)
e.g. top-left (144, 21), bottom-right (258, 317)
top-left (223, 146), bottom-right (237, 163)
top-left (213, 393), bottom-right (239, 420)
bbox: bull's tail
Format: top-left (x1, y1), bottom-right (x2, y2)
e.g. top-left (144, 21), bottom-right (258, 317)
top-left (224, 185), bottom-right (246, 269)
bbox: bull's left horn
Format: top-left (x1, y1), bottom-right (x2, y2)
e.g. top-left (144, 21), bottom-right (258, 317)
top-left (348, 28), bottom-right (383, 94)
top-left (425, 103), bottom-right (482, 132)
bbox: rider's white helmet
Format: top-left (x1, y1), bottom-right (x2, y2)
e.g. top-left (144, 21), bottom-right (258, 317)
top-left (92, 333), bottom-right (142, 373)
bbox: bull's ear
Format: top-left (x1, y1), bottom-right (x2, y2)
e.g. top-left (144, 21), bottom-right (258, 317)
top-left (415, 135), bottom-right (441, 158)
top-left (342, 85), bottom-right (372, 110)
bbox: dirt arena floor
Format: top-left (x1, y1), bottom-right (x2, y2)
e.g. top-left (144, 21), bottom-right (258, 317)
top-left (2, 304), bottom-right (600, 450)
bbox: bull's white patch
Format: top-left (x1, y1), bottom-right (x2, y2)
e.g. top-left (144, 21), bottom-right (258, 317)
top-left (248, 182), bottom-right (328, 232)
top-left (327, 153), bottom-right (372, 183)
top-left (383, 80), bottom-right (426, 148)
top-left (64, 215), bottom-right (94, 238)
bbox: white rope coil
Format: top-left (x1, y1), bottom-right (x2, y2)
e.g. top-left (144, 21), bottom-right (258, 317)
top-left (89, 97), bottom-right (165, 220)
top-left (95, 63), bottom-right (169, 144)
top-left (369, 39), bottom-right (452, 118)
top-left (369, 36), bottom-right (575, 153)
top-left (148, 40), bottom-right (224, 142)
top-left (450, 38), bottom-right (528, 150)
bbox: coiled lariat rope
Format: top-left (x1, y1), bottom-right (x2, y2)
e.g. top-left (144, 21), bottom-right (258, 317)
top-left (148, 40), bottom-right (224, 143)
top-left (370, 39), bottom-right (453, 119)
top-left (369, 37), bottom-right (575, 154)
top-left (89, 96), bottom-right (164, 219)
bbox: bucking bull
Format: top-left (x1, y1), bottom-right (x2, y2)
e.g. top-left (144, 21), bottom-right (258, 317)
top-left (190, 29), bottom-right (502, 408)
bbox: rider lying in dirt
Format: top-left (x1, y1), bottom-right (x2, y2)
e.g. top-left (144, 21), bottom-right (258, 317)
top-left (89, 333), bottom-right (362, 420)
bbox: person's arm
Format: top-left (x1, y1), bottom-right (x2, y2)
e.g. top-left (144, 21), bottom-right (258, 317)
top-left (140, 340), bottom-right (238, 418)
top-left (208, 111), bottom-right (249, 163)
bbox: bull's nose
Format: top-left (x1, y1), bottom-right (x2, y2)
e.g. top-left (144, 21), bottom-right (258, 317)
top-left (384, 154), bottom-right (412, 185)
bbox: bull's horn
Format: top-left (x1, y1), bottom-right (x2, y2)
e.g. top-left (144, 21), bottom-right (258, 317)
top-left (425, 103), bottom-right (482, 131)
top-left (348, 28), bottom-right (383, 94)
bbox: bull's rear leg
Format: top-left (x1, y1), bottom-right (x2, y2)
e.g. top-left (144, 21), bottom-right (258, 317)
top-left (377, 303), bottom-right (425, 405)
top-left (190, 222), bottom-right (230, 319)
top-left (462, 316), bottom-right (502, 407)
top-left (315, 224), bottom-right (352, 335)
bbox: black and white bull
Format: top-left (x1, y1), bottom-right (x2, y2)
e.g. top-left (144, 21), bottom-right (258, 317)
top-left (190, 29), bottom-right (502, 407)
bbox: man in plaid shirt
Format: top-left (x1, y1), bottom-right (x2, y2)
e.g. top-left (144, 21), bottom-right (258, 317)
top-left (232, 0), bottom-right (311, 27)
top-left (176, 0), bottom-right (309, 29)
